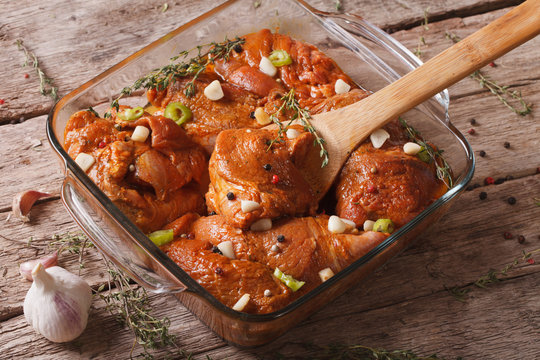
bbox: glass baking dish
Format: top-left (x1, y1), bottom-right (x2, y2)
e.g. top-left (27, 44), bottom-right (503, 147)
top-left (46, 0), bottom-right (474, 347)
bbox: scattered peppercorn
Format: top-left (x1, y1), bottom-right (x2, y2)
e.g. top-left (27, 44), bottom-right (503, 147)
top-left (470, 118), bottom-right (477, 126)
top-left (124, 136), bottom-right (130, 142)
top-left (467, 128), bottom-right (475, 135)
top-left (479, 191), bottom-right (487, 200)
top-left (370, 167), bottom-right (377, 174)
top-left (24, 73), bottom-right (29, 79)
top-left (208, 211), bottom-right (217, 216)
top-left (484, 177), bottom-right (495, 185)
top-left (517, 235), bottom-right (525, 244)
top-left (277, 234), bottom-right (285, 242)
top-left (249, 111), bottom-right (255, 119)
top-left (272, 174), bottom-right (279, 184)
top-left (212, 246), bottom-right (223, 255)
top-left (98, 141), bottom-right (107, 148)
top-left (226, 192), bottom-right (235, 200)
top-left (494, 178), bottom-right (505, 185)
top-left (263, 163), bottom-right (272, 171)
top-left (488, 62), bottom-right (496, 67)
top-left (215, 267), bottom-right (224, 275)
top-left (367, 185), bottom-right (376, 193)
top-left (473, 183), bottom-right (481, 189)
top-left (114, 124), bottom-right (122, 130)
top-left (503, 141), bottom-right (510, 149)
top-left (187, 232), bottom-right (195, 239)
top-left (0, 99), bottom-right (4, 105)
top-left (507, 196), bottom-right (516, 205)
top-left (466, 185), bottom-right (474, 191)
top-left (503, 232), bottom-right (513, 240)
top-left (479, 150), bottom-right (486, 157)
top-left (526, 258), bottom-right (535, 265)
top-left (234, 44), bottom-right (243, 53)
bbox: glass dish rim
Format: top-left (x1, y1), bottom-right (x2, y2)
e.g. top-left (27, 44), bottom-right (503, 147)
top-left (46, 0), bottom-right (475, 322)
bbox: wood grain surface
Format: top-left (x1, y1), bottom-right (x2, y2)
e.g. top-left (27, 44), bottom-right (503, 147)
top-left (0, 1), bottom-right (539, 359)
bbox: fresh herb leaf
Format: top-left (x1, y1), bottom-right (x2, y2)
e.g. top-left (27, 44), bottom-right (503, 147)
top-left (335, 0), bottom-right (342, 11)
top-left (87, 107), bottom-right (100, 117)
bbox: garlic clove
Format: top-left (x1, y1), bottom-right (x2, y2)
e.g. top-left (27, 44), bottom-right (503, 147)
top-left (12, 190), bottom-right (52, 222)
top-left (19, 251), bottom-right (59, 281)
top-left (370, 129), bottom-right (390, 149)
top-left (24, 263), bottom-right (92, 343)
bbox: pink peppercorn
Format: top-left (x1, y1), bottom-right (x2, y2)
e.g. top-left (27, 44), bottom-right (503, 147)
top-left (484, 177), bottom-right (495, 185)
top-left (272, 175), bottom-right (279, 184)
top-left (367, 185), bottom-right (376, 193)
top-left (98, 141), bottom-right (107, 148)
top-left (527, 258), bottom-right (535, 265)
top-left (467, 128), bottom-right (475, 135)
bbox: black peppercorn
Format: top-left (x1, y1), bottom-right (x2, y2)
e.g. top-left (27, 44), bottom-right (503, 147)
top-left (470, 118), bottom-right (477, 126)
top-left (479, 192), bottom-right (487, 200)
top-left (208, 211), bottom-right (217, 216)
top-left (233, 44), bottom-right (243, 53)
top-left (212, 246), bottom-right (223, 255)
top-left (503, 232), bottom-right (513, 240)
top-left (504, 142), bottom-right (511, 149)
top-left (473, 183), bottom-right (481, 189)
top-left (249, 111), bottom-right (255, 119)
top-left (494, 178), bottom-right (505, 185)
top-left (263, 164), bottom-right (272, 171)
top-left (277, 235), bottom-right (285, 242)
top-left (517, 235), bottom-right (526, 244)
top-left (507, 196), bottom-right (516, 205)
top-left (466, 185), bottom-right (474, 191)
top-left (215, 267), bottom-right (223, 275)
top-left (479, 150), bottom-right (486, 157)
top-left (226, 192), bottom-right (235, 200)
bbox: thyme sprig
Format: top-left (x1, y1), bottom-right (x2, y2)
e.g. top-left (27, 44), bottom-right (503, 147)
top-left (16, 39), bottom-right (58, 101)
top-left (447, 248), bottom-right (540, 302)
top-left (413, 8), bottom-right (430, 59)
top-left (267, 89), bottom-right (329, 167)
top-left (50, 232), bottom-right (94, 273)
top-left (278, 342), bottom-right (452, 359)
top-left (445, 32), bottom-right (532, 116)
top-left (399, 118), bottom-right (453, 188)
top-left (105, 36), bottom-right (245, 117)
top-left (97, 259), bottom-right (189, 359)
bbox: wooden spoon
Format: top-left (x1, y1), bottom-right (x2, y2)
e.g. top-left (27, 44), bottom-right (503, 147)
top-left (301, 0), bottom-right (540, 200)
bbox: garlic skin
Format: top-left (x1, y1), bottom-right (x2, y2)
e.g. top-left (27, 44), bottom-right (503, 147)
top-left (24, 263), bottom-right (92, 343)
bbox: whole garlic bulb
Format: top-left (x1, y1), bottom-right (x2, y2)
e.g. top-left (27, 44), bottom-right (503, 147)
top-left (24, 263), bottom-right (92, 342)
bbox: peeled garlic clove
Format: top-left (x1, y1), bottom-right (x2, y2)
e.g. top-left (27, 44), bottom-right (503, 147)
top-left (19, 252), bottom-right (59, 281)
top-left (370, 129), bottom-right (390, 149)
top-left (12, 190), bottom-right (52, 222)
top-left (24, 263), bottom-right (92, 343)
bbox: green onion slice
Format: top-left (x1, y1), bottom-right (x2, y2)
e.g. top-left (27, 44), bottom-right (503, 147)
top-left (373, 219), bottom-right (395, 234)
top-left (417, 146), bottom-right (432, 163)
top-left (117, 106), bottom-right (144, 121)
top-left (268, 50), bottom-right (292, 67)
top-left (273, 268), bottom-right (305, 292)
top-left (164, 102), bottom-right (192, 126)
top-left (148, 229), bottom-right (174, 246)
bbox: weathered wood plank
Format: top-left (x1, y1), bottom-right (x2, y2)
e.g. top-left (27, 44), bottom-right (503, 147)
top-left (2, 270), bottom-right (537, 359)
top-left (0, 1), bottom-right (528, 123)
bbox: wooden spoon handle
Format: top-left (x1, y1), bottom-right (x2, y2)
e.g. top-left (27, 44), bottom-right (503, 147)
top-left (317, 0), bottom-right (540, 145)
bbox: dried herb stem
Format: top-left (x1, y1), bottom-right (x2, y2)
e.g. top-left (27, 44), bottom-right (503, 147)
top-left (399, 118), bottom-right (453, 188)
top-left (413, 8), bottom-right (430, 59)
top-left (106, 36), bottom-right (245, 116)
top-left (16, 39), bottom-right (58, 101)
top-left (280, 341), bottom-right (452, 359)
top-left (445, 32), bottom-right (532, 116)
top-left (267, 89), bottom-right (329, 167)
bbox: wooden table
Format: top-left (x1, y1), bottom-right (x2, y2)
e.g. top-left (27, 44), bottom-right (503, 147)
top-left (1, 1), bottom-right (539, 359)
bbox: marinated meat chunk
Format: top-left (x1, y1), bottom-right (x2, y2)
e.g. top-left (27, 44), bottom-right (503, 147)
top-left (64, 110), bottom-right (207, 232)
top-left (147, 76), bottom-right (262, 152)
top-left (162, 214), bottom-right (387, 313)
top-left (336, 143), bottom-right (447, 228)
top-left (206, 128), bottom-right (317, 229)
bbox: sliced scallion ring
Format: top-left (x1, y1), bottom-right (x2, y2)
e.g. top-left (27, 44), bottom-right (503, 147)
top-left (164, 102), bottom-right (192, 126)
top-left (148, 229), bottom-right (174, 246)
top-left (117, 106), bottom-right (144, 121)
top-left (273, 268), bottom-right (305, 292)
top-left (372, 219), bottom-right (395, 234)
top-left (268, 50), bottom-right (292, 67)
top-left (417, 146), bottom-right (432, 163)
